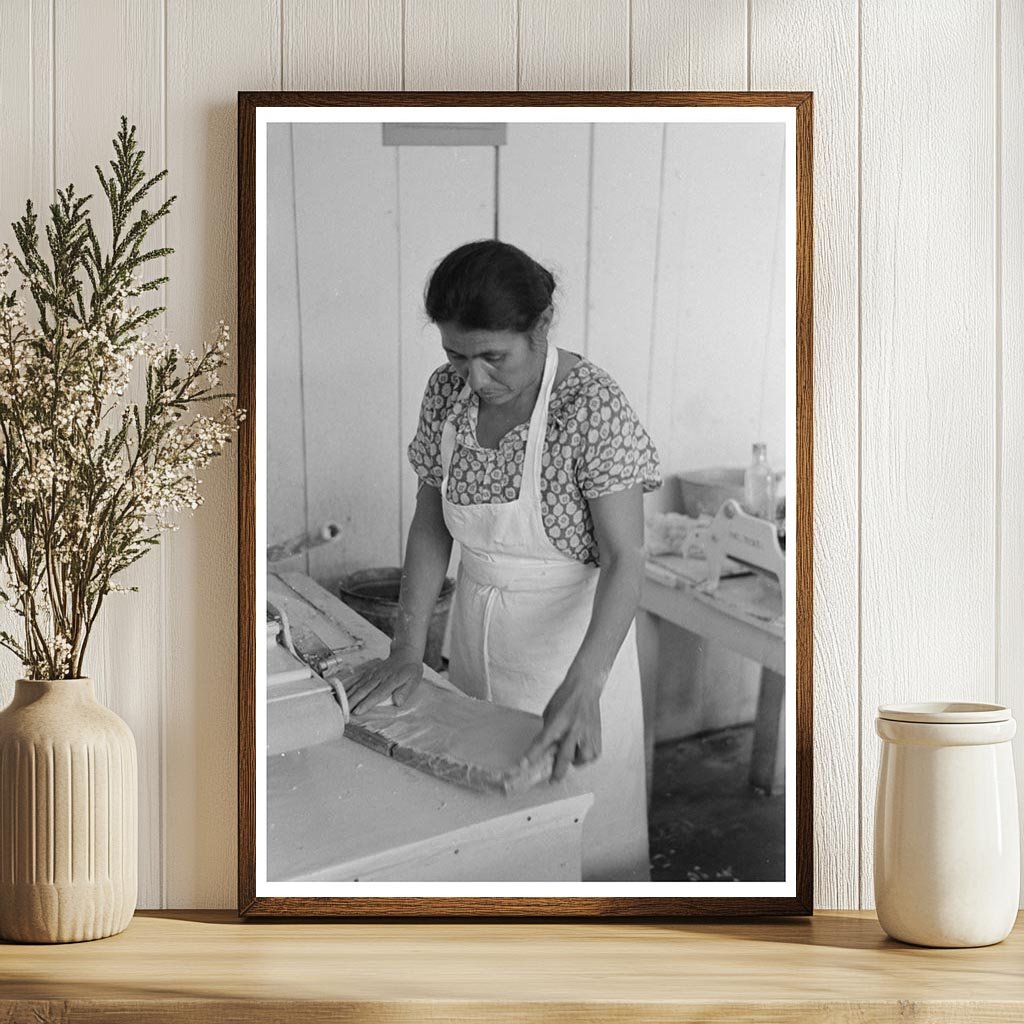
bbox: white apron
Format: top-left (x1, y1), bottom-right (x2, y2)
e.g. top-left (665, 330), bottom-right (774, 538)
top-left (440, 343), bottom-right (651, 882)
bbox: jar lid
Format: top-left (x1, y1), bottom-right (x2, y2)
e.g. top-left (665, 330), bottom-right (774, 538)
top-left (877, 701), bottom-right (1011, 724)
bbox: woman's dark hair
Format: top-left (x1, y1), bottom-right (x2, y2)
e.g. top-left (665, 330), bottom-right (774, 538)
top-left (423, 240), bottom-right (556, 334)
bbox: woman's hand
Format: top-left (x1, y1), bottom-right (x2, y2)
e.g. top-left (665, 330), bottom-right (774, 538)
top-left (345, 650), bottom-right (424, 715)
top-left (521, 672), bottom-right (605, 783)
top-left (344, 480), bottom-right (451, 717)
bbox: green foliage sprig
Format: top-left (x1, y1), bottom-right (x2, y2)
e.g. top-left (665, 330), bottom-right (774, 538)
top-left (0, 116), bottom-right (243, 679)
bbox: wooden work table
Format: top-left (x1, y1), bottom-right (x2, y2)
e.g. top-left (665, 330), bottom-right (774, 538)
top-left (2, 910), bottom-right (1022, 1021)
top-left (639, 553), bottom-right (786, 794)
top-left (266, 571), bottom-right (595, 883)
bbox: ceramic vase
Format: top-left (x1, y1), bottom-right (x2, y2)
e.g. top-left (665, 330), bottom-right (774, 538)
top-left (874, 702), bottom-right (1019, 948)
top-left (0, 678), bottom-right (137, 942)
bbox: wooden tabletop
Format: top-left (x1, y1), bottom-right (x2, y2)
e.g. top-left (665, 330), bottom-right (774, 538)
top-left (2, 910), bottom-right (1023, 1021)
top-left (641, 559), bottom-right (784, 674)
top-left (266, 572), bottom-right (595, 884)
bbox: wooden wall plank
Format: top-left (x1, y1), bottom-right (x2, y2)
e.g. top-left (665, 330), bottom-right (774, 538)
top-left (585, 124), bottom-right (663, 415)
top-left (860, 0), bottom-right (997, 908)
top-left (627, 0), bottom-right (771, 861)
top-left (632, 0), bottom-right (747, 91)
top-left (266, 124), bottom-right (308, 571)
top-left (642, 122), bottom-right (785, 757)
top-left (751, 0), bottom-right (860, 909)
top-left (274, 0), bottom-right (403, 580)
top-left (292, 123), bottom-right (402, 587)
top-left (397, 146), bottom-right (495, 559)
top-left (0, 0), bottom-right (53, 697)
top-left (53, 0), bottom-right (165, 909)
top-left (497, 123), bottom-right (591, 364)
top-left (632, 18), bottom-right (750, 475)
top-left (2, 0), bottom-right (1017, 913)
top-left (516, 0), bottom-right (628, 432)
top-left (404, 0), bottom-right (516, 90)
top-left (0, 0), bottom-right (51, 231)
top-left (643, 123), bottom-right (687, 517)
top-left (656, 122), bottom-right (787, 475)
top-left (164, 0), bottom-right (280, 908)
top-left (1000, 0), bottom-right (1024, 905)
top-left (519, 0), bottom-right (629, 90)
top-left (284, 0), bottom-right (402, 90)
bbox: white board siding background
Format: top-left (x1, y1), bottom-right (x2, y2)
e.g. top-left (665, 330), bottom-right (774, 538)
top-left (0, 0), bottom-right (1016, 912)
top-left (269, 121), bottom-right (787, 578)
top-left (269, 120), bottom-right (783, 762)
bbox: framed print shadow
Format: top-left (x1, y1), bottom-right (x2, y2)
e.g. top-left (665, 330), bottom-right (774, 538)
top-left (237, 90), bottom-right (813, 917)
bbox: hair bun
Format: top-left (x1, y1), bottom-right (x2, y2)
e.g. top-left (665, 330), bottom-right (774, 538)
top-left (424, 240), bottom-right (557, 334)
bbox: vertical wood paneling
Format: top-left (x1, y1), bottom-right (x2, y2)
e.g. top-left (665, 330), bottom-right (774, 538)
top-left (585, 124), bottom-right (662, 413)
top-left (283, 0), bottom-right (402, 90)
top-left (397, 147), bottom-right (495, 557)
top-left (641, 122), bottom-right (783, 775)
top-left (632, 0), bottom-right (746, 516)
top-left (293, 124), bottom-right (402, 585)
top-left (498, 123), bottom-right (591, 360)
top-left (512, 0), bottom-right (620, 486)
top-left (164, 0), bottom-right (279, 908)
top-left (519, 0), bottom-right (629, 90)
top-left (630, 0), bottom-right (772, 882)
top-left (0, 0), bottom-right (1017, 913)
top-left (632, 0), bottom-right (746, 91)
top-left (266, 124), bottom-right (307, 570)
top-left (0, 0), bottom-right (52, 697)
top-left (53, 0), bottom-right (165, 909)
top-left (0, 0), bottom-right (52, 230)
top-left (860, 0), bottom-right (997, 908)
top-left (1001, 0), bottom-right (1024, 901)
top-left (643, 123), bottom-right (685, 513)
top-left (404, 0), bottom-right (516, 90)
top-left (653, 123), bottom-right (787, 475)
top-left (275, 0), bottom-right (404, 579)
top-left (751, 0), bottom-right (860, 909)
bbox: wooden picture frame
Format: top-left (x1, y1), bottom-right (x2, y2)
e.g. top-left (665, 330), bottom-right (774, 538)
top-left (238, 91), bottom-right (813, 917)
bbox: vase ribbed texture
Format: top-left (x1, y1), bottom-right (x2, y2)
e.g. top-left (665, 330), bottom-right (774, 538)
top-left (0, 678), bottom-right (137, 943)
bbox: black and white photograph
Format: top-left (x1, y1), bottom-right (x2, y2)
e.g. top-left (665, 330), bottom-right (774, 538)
top-left (244, 96), bottom-right (809, 913)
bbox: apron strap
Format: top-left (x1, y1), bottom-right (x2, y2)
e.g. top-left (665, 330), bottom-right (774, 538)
top-left (517, 341), bottom-right (559, 505)
top-left (439, 342), bottom-right (559, 501)
top-left (440, 414), bottom-right (458, 497)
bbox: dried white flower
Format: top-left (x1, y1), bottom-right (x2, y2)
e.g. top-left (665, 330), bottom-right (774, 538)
top-left (0, 257), bottom-right (244, 677)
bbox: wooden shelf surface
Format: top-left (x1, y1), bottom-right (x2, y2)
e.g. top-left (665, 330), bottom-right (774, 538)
top-left (2, 910), bottom-right (1023, 1022)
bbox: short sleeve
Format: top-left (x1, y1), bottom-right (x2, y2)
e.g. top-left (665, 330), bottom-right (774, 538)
top-left (407, 364), bottom-right (461, 488)
top-left (572, 374), bottom-right (662, 500)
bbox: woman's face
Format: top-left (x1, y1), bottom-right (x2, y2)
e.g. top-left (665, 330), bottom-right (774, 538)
top-left (438, 322), bottom-right (546, 407)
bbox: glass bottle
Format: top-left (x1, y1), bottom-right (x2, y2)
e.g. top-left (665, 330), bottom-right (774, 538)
top-left (743, 442), bottom-right (775, 519)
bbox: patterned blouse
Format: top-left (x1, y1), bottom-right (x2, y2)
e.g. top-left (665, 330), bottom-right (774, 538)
top-left (407, 354), bottom-right (662, 566)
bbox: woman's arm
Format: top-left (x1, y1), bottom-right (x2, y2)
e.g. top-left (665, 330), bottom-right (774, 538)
top-left (522, 483), bottom-right (646, 781)
top-left (389, 480), bottom-right (453, 659)
top-left (345, 481), bottom-right (453, 712)
top-left (566, 483), bottom-right (646, 678)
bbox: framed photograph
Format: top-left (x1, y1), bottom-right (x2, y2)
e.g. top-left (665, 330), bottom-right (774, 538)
top-left (238, 91), bottom-right (812, 917)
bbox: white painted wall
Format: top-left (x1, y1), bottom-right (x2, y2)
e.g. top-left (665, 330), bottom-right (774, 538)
top-left (0, 0), bottom-right (1018, 912)
top-left (268, 121), bottom-right (787, 578)
top-left (269, 119), bottom-right (784, 761)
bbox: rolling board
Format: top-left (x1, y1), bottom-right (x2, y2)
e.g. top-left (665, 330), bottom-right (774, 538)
top-left (270, 571), bottom-right (558, 795)
top-left (344, 682), bottom-right (556, 795)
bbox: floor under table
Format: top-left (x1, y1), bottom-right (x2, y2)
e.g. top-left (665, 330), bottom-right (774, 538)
top-left (648, 723), bottom-right (786, 882)
top-left (433, 660), bottom-right (785, 883)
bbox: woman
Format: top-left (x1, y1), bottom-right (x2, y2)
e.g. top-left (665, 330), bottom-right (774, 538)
top-left (346, 240), bottom-right (661, 882)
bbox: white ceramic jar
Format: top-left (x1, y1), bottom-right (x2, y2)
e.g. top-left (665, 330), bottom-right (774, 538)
top-left (874, 702), bottom-right (1019, 947)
